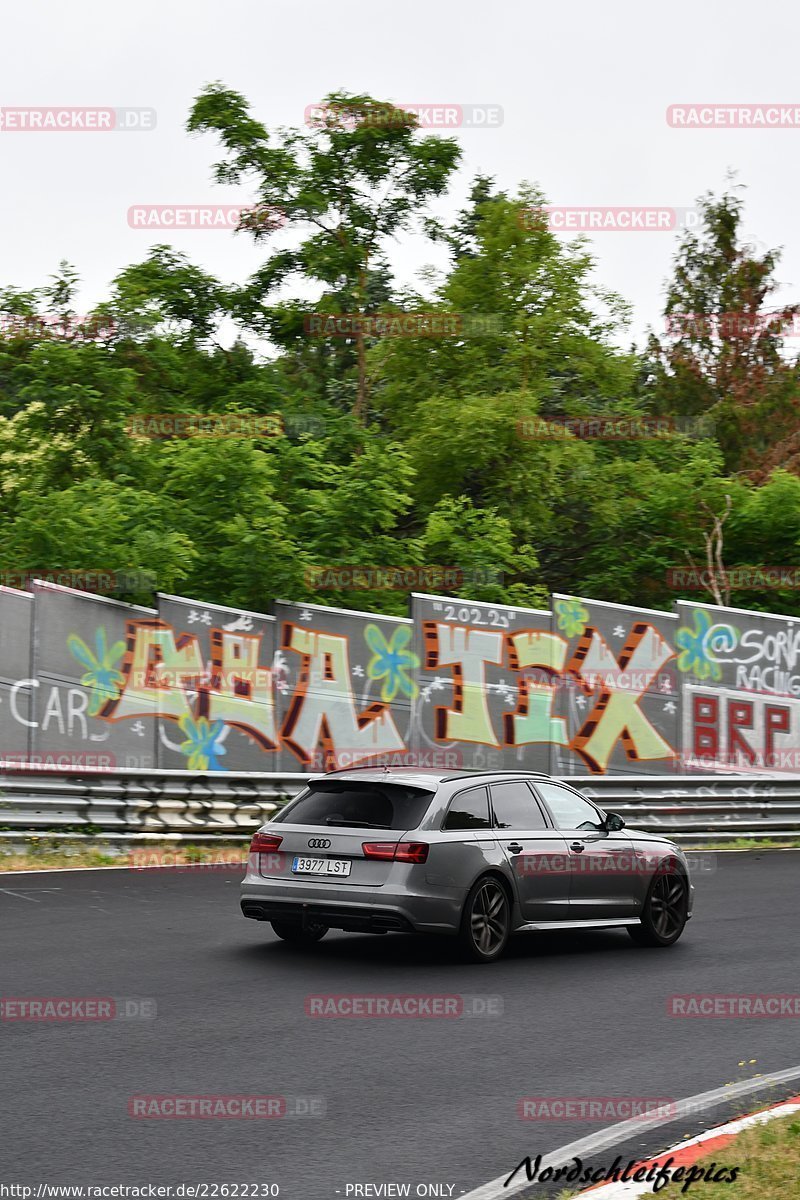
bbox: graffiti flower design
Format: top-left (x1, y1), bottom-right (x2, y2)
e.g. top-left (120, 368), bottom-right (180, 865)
top-left (554, 598), bottom-right (589, 639)
top-left (178, 714), bottom-right (227, 771)
top-left (67, 627), bottom-right (126, 716)
top-left (365, 624), bottom-right (420, 702)
top-left (675, 608), bottom-right (726, 682)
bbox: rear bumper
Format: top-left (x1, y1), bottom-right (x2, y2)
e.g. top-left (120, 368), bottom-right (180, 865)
top-left (240, 877), bottom-right (464, 934)
top-left (241, 897), bottom-right (414, 933)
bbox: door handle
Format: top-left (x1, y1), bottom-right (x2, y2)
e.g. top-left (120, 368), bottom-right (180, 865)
top-left (506, 842), bottom-right (523, 854)
top-left (570, 841), bottom-right (585, 852)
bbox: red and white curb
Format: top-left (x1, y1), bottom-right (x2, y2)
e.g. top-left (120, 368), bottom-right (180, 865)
top-left (573, 1093), bottom-right (800, 1196)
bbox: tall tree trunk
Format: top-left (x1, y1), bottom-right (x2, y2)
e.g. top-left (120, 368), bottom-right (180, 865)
top-left (354, 329), bottom-right (367, 424)
top-left (353, 262), bottom-right (368, 424)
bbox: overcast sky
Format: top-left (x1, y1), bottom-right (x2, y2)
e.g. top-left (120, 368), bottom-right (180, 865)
top-left (2, 0), bottom-right (800, 350)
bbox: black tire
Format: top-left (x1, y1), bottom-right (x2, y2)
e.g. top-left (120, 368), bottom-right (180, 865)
top-left (271, 920), bottom-right (328, 944)
top-left (458, 876), bottom-right (511, 963)
top-left (628, 869), bottom-right (688, 947)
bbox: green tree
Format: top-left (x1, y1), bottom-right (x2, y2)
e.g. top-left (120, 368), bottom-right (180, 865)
top-left (373, 182), bottom-right (636, 432)
top-left (645, 185), bottom-right (800, 473)
top-left (187, 87), bottom-right (461, 420)
top-left (0, 341), bottom-right (141, 492)
top-left (102, 247), bottom-right (229, 345)
top-left (420, 495), bottom-right (548, 608)
top-left (0, 480), bottom-right (196, 604)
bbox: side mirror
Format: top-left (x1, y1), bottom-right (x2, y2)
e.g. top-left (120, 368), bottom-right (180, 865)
top-left (604, 811), bottom-right (625, 832)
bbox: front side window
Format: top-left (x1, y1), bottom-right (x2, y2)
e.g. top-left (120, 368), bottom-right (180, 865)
top-left (490, 781), bottom-right (547, 830)
top-left (443, 786), bottom-right (491, 831)
top-left (535, 783), bottom-right (604, 832)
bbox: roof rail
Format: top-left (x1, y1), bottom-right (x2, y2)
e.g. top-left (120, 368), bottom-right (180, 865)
top-left (320, 764), bottom-right (419, 775)
top-left (441, 769), bottom-right (553, 782)
top-left (318, 765), bottom-right (555, 781)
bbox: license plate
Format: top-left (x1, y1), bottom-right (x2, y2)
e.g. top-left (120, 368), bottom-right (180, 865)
top-left (292, 856), bottom-right (352, 877)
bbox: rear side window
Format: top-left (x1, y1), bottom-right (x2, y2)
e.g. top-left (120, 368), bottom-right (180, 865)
top-left (490, 781), bottom-right (547, 830)
top-left (443, 786), bottom-right (491, 831)
top-left (273, 780), bottom-right (433, 830)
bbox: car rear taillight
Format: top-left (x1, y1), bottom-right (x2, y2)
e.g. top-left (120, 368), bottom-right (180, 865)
top-left (362, 841), bottom-right (429, 864)
top-left (250, 832), bottom-right (283, 853)
top-left (395, 842), bottom-right (429, 864)
top-left (361, 842), bottom-right (396, 860)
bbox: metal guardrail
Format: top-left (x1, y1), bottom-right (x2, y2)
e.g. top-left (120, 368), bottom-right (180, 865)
top-left (2, 768), bottom-right (800, 845)
top-left (0, 769), bottom-right (294, 843)
top-left (576, 775), bottom-right (800, 843)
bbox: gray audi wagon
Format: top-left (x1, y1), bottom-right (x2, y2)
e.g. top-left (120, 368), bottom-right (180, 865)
top-left (240, 767), bottom-right (693, 962)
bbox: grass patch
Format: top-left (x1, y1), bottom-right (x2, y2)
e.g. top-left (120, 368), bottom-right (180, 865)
top-left (0, 839), bottom-right (249, 872)
top-left (654, 1110), bottom-right (800, 1197)
top-left (554, 1109), bottom-right (800, 1199)
top-left (685, 839), bottom-right (800, 850)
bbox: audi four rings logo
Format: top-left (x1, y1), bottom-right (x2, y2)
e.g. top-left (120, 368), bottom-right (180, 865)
top-left (308, 838), bottom-right (331, 849)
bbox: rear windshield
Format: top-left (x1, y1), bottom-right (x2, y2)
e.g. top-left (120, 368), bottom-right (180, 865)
top-left (273, 780), bottom-right (434, 830)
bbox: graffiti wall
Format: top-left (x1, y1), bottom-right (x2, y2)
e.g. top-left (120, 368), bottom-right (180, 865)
top-left (274, 600), bottom-right (415, 772)
top-left (551, 596), bottom-right (680, 777)
top-left (410, 592), bottom-right (554, 772)
top-left (30, 582), bottom-right (159, 770)
top-left (155, 595), bottom-right (276, 772)
top-left (676, 601), bottom-right (800, 774)
top-left (0, 579), bottom-right (797, 775)
top-left (409, 593), bottom-right (680, 777)
top-left (0, 586), bottom-right (33, 762)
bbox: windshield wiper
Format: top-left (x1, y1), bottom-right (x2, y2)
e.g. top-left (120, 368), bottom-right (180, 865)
top-left (324, 818), bottom-right (392, 829)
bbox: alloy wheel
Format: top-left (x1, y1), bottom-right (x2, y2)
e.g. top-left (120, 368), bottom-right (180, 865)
top-left (649, 873), bottom-right (686, 939)
top-left (470, 880), bottom-right (508, 956)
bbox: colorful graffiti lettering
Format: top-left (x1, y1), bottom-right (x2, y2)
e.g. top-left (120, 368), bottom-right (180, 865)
top-left (420, 617), bottom-right (676, 773)
top-left (424, 622), bottom-right (504, 747)
top-left (505, 629), bottom-right (568, 747)
top-left (281, 622), bottom-right (406, 768)
top-left (567, 623), bottom-right (675, 773)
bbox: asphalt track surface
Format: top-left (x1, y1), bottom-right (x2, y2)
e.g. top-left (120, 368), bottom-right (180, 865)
top-left (1, 852), bottom-right (798, 1199)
